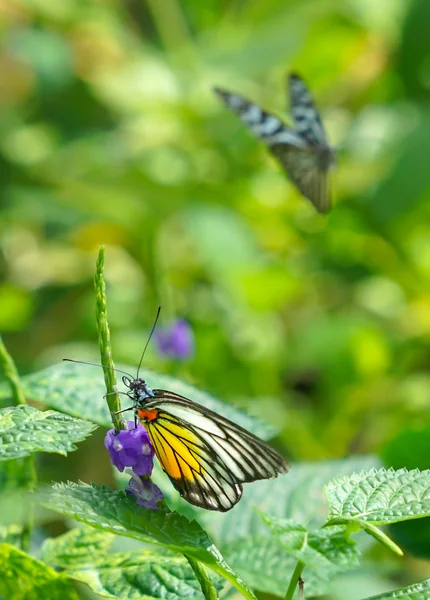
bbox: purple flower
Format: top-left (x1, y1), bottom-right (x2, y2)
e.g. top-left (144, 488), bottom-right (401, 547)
top-left (104, 421), bottom-right (155, 476)
top-left (154, 319), bottom-right (194, 360)
top-left (125, 470), bottom-right (164, 510)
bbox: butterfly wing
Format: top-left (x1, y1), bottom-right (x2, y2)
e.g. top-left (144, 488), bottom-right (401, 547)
top-left (288, 73), bottom-right (328, 146)
top-left (214, 83), bottom-right (333, 213)
top-left (269, 143), bottom-right (331, 213)
top-left (137, 390), bottom-right (288, 511)
top-left (214, 86), bottom-right (306, 146)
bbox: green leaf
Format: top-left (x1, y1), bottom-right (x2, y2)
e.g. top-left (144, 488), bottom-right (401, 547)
top-left (41, 527), bottom-right (115, 568)
top-left (0, 405), bottom-right (97, 461)
top-left (42, 527), bottom-right (224, 600)
top-left (259, 514), bottom-right (360, 579)
top-left (41, 482), bottom-right (257, 600)
top-left (363, 578), bottom-right (430, 600)
top-left (0, 460), bottom-right (35, 546)
top-left (325, 468), bottom-right (430, 525)
top-left (223, 536), bottom-right (326, 598)
top-left (198, 457), bottom-right (379, 598)
top-left (0, 543), bottom-right (79, 600)
top-left (70, 552), bottom-right (225, 600)
top-left (41, 482), bottom-right (215, 558)
top-left (0, 361), bottom-right (275, 439)
top-left (382, 426), bottom-right (430, 559)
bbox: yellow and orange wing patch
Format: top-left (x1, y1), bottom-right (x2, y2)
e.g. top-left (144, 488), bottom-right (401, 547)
top-left (139, 411), bottom-right (242, 511)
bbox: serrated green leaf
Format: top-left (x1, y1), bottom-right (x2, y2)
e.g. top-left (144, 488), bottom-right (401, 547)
top-left (0, 405), bottom-right (97, 461)
top-left (363, 578), bottom-right (430, 600)
top-left (223, 536), bottom-right (326, 598)
top-left (42, 482), bottom-right (215, 558)
top-left (41, 527), bottom-right (115, 568)
top-left (196, 457), bottom-right (379, 598)
top-left (0, 543), bottom-right (79, 600)
top-left (259, 514), bottom-right (360, 579)
top-left (0, 361), bottom-right (275, 439)
top-left (69, 551), bottom-right (224, 600)
top-left (325, 468), bottom-right (430, 525)
top-left (41, 482), bottom-right (257, 600)
top-left (41, 527), bottom-right (224, 600)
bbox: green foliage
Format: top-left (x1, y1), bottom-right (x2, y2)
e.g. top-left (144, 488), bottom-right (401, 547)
top-left (364, 579), bottom-right (430, 600)
top-left (222, 536), bottom-right (325, 598)
top-left (0, 405), bottom-right (97, 460)
top-left (259, 514), bottom-right (360, 579)
top-left (0, 361), bottom-right (275, 439)
top-left (42, 482), bottom-right (216, 559)
top-left (0, 543), bottom-right (79, 600)
top-left (382, 427), bottom-right (430, 559)
top-left (42, 527), bottom-right (224, 600)
top-left (40, 527), bottom-right (115, 568)
top-left (199, 456), bottom-right (379, 598)
top-left (42, 482), bottom-right (257, 600)
top-left (325, 468), bottom-right (430, 525)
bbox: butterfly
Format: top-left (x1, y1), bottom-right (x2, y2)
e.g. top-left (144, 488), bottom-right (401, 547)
top-left (214, 73), bottom-right (335, 213)
top-left (66, 307), bottom-right (288, 512)
top-left (121, 374), bottom-right (288, 511)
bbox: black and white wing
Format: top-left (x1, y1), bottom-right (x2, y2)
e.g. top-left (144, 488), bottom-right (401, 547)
top-left (214, 87), bottom-right (306, 147)
top-left (214, 79), bottom-right (334, 213)
top-left (139, 389), bottom-right (288, 512)
top-left (288, 73), bottom-right (328, 147)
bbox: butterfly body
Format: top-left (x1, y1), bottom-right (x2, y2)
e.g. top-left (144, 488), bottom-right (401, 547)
top-left (215, 73), bottom-right (335, 213)
top-left (122, 375), bottom-right (288, 511)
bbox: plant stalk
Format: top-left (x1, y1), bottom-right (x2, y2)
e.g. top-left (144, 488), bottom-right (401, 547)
top-left (186, 556), bottom-right (219, 600)
top-left (361, 521), bottom-right (403, 556)
top-left (94, 246), bottom-right (124, 432)
top-left (0, 336), bottom-right (36, 551)
top-left (145, 0), bottom-right (191, 51)
top-left (284, 560), bottom-right (305, 600)
top-left (0, 336), bottom-right (26, 406)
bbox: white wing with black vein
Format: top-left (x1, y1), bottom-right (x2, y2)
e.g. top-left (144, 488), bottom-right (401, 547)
top-left (140, 389), bottom-right (288, 511)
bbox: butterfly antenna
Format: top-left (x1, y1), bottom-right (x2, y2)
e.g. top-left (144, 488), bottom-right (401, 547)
top-left (63, 358), bottom-right (134, 380)
top-left (136, 306), bottom-right (161, 379)
top-left (114, 406), bottom-right (134, 415)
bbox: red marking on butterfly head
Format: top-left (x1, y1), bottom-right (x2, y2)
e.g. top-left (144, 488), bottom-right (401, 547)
top-left (138, 408), bottom-right (158, 422)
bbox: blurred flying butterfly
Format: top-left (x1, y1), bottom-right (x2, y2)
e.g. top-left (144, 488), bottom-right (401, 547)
top-left (66, 309), bottom-right (288, 512)
top-left (214, 73), bottom-right (335, 213)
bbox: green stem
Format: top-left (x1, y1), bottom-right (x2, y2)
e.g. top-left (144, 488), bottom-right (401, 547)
top-left (186, 556), bottom-right (219, 600)
top-left (0, 336), bottom-right (36, 551)
top-left (361, 521), bottom-right (403, 556)
top-left (94, 246), bottom-right (124, 432)
top-left (145, 0), bottom-right (191, 51)
top-left (284, 561), bottom-right (305, 600)
top-left (0, 336), bottom-right (26, 406)
top-left (326, 517), bottom-right (403, 556)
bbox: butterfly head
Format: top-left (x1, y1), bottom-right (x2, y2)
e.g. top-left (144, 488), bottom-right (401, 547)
top-left (122, 375), bottom-right (155, 403)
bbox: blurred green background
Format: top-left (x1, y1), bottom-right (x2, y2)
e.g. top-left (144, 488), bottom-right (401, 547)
top-left (1, 0), bottom-right (430, 595)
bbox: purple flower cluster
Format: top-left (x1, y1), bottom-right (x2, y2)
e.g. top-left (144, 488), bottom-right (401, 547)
top-left (155, 319), bottom-right (194, 360)
top-left (104, 420), bottom-right (162, 510)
